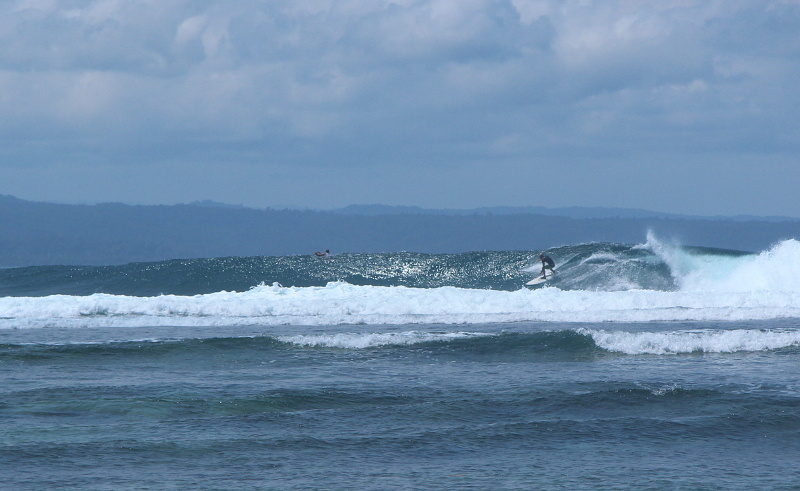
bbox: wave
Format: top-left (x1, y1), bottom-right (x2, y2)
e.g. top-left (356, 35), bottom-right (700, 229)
top-left (0, 251), bottom-right (538, 296)
top-left (584, 328), bottom-right (800, 354)
top-left (4, 253), bottom-right (800, 327)
top-left (0, 234), bottom-right (773, 297)
top-left (275, 331), bottom-right (490, 349)
top-left (2, 378), bottom-right (767, 424)
top-left (2, 281), bottom-right (800, 328)
top-left (3, 329), bottom-right (798, 359)
top-left (2, 236), bottom-right (800, 327)
top-left (278, 328), bottom-right (800, 354)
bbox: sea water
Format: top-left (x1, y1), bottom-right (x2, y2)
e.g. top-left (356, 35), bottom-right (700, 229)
top-left (2, 235), bottom-right (800, 488)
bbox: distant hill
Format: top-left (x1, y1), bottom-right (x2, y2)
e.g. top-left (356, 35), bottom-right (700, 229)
top-left (0, 195), bottom-right (798, 266)
top-left (332, 204), bottom-right (799, 222)
top-left (331, 204), bottom-right (683, 219)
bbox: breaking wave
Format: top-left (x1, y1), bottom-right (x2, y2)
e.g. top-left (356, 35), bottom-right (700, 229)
top-left (1, 235), bottom-right (800, 328)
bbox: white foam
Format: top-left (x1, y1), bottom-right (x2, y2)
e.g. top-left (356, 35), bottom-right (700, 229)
top-left (583, 328), bottom-right (800, 354)
top-left (276, 331), bottom-right (489, 349)
top-left (2, 280), bottom-right (800, 329)
top-left (646, 234), bottom-right (800, 293)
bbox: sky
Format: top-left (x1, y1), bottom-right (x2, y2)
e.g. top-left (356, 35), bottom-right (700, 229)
top-left (0, 0), bottom-right (799, 216)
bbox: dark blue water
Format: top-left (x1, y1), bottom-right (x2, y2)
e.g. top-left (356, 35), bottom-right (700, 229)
top-left (2, 321), bottom-right (799, 488)
top-left (2, 239), bottom-right (798, 487)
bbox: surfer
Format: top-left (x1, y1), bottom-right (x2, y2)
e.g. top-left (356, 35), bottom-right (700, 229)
top-left (315, 250), bottom-right (330, 258)
top-left (539, 253), bottom-right (555, 279)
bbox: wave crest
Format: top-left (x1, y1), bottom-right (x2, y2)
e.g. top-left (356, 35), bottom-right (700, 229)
top-left (4, 329), bottom-right (797, 357)
top-left (584, 328), bottom-right (800, 354)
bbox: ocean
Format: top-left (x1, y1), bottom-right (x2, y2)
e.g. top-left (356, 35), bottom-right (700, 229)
top-left (2, 233), bottom-right (800, 488)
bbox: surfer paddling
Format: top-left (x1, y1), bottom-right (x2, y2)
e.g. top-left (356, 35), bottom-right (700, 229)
top-left (538, 253), bottom-right (555, 279)
top-left (314, 250), bottom-right (331, 258)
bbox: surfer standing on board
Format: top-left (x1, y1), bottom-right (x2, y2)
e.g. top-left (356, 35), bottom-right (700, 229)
top-left (539, 253), bottom-right (555, 279)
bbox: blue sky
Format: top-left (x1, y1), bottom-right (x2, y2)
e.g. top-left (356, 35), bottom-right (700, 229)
top-left (1, 0), bottom-right (799, 216)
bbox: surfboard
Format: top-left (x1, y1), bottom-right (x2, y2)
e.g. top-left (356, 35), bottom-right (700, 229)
top-left (525, 271), bottom-right (555, 286)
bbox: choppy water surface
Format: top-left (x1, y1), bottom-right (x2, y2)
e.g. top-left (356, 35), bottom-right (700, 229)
top-left (2, 235), bottom-right (799, 488)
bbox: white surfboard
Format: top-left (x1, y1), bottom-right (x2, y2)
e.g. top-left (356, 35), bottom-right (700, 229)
top-left (525, 271), bottom-right (555, 286)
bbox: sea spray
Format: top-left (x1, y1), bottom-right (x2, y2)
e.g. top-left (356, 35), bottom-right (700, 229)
top-left (644, 233), bottom-right (800, 292)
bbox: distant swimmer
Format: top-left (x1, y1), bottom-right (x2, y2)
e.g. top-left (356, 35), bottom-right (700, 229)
top-left (539, 253), bottom-right (555, 279)
top-left (315, 250), bottom-right (331, 258)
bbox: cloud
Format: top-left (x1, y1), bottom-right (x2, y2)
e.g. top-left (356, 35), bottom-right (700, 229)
top-left (0, 0), bottom-right (799, 212)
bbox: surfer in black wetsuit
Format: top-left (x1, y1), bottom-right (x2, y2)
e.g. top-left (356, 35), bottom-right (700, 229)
top-left (315, 250), bottom-right (330, 258)
top-left (539, 253), bottom-right (555, 279)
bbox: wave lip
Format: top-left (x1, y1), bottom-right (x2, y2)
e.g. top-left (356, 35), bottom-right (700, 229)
top-left (584, 328), bottom-right (800, 355)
